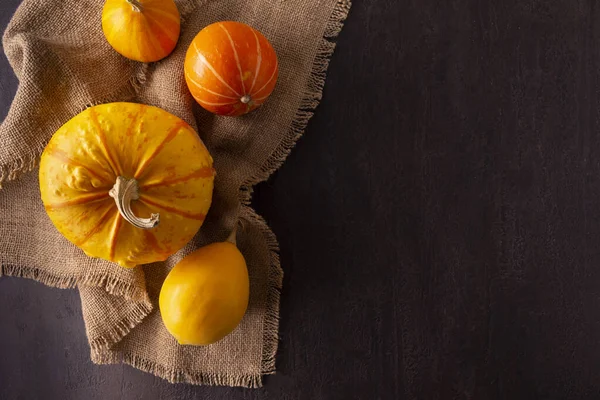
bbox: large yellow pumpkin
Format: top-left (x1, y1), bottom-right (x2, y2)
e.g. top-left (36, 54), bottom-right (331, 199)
top-left (39, 102), bottom-right (215, 268)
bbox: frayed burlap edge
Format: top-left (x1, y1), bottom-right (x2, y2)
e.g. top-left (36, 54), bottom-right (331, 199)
top-left (236, 0), bottom-right (353, 384)
top-left (92, 350), bottom-right (265, 388)
top-left (238, 0), bottom-right (352, 205)
top-left (0, 258), bottom-right (148, 301)
top-left (0, 0), bottom-right (352, 388)
top-left (239, 205), bottom-right (283, 378)
top-left (88, 298), bottom-right (154, 352)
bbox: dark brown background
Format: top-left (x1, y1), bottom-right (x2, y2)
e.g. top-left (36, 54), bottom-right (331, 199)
top-left (3, 0), bottom-right (600, 399)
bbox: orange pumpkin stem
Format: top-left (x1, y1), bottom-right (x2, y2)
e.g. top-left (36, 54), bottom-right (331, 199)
top-left (109, 176), bottom-right (159, 229)
top-left (126, 0), bottom-right (143, 12)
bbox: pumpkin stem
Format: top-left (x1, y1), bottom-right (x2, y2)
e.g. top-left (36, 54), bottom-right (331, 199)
top-left (126, 0), bottom-right (144, 12)
top-left (109, 176), bottom-right (159, 229)
top-left (226, 223), bottom-right (238, 245)
top-left (240, 95), bottom-right (251, 104)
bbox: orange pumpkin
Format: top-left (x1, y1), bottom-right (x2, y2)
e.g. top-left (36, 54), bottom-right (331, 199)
top-left (102, 0), bottom-right (180, 63)
top-left (184, 21), bottom-right (279, 116)
top-left (39, 102), bottom-right (215, 268)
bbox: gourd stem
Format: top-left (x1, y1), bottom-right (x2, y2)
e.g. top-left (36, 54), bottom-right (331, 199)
top-left (226, 223), bottom-right (238, 245)
top-left (240, 95), bottom-right (251, 104)
top-left (126, 0), bottom-right (144, 12)
top-left (109, 177), bottom-right (159, 229)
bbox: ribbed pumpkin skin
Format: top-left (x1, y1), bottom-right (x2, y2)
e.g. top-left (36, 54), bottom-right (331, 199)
top-left (184, 21), bottom-right (279, 116)
top-left (102, 0), bottom-right (180, 62)
top-left (39, 102), bottom-right (215, 268)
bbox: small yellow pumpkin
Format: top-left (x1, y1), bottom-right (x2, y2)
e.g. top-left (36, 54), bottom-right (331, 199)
top-left (39, 102), bottom-right (215, 268)
top-left (102, 0), bottom-right (181, 62)
top-left (159, 240), bottom-right (250, 345)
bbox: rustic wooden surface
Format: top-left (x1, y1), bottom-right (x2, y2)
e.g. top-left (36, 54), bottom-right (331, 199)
top-left (3, 0), bottom-right (600, 399)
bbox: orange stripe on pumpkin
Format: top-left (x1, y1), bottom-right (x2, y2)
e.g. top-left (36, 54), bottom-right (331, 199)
top-left (144, 13), bottom-right (178, 47)
top-left (109, 214), bottom-right (123, 260)
top-left (73, 206), bottom-right (116, 247)
top-left (140, 166), bottom-right (215, 190)
top-left (145, 13), bottom-right (179, 42)
top-left (144, 3), bottom-right (179, 23)
top-left (143, 229), bottom-right (165, 256)
top-left (140, 14), bottom-right (168, 58)
top-left (124, 106), bottom-right (147, 138)
top-left (134, 120), bottom-right (187, 179)
top-left (45, 148), bottom-right (111, 184)
top-left (139, 195), bottom-right (207, 221)
top-left (88, 108), bottom-right (123, 176)
top-left (44, 192), bottom-right (110, 210)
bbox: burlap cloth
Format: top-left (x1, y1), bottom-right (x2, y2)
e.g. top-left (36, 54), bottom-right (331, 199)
top-left (0, 0), bottom-right (351, 388)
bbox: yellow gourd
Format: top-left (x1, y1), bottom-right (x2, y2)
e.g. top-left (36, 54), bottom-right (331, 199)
top-left (159, 240), bottom-right (250, 345)
top-left (39, 102), bottom-right (215, 268)
top-left (102, 0), bottom-right (181, 62)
